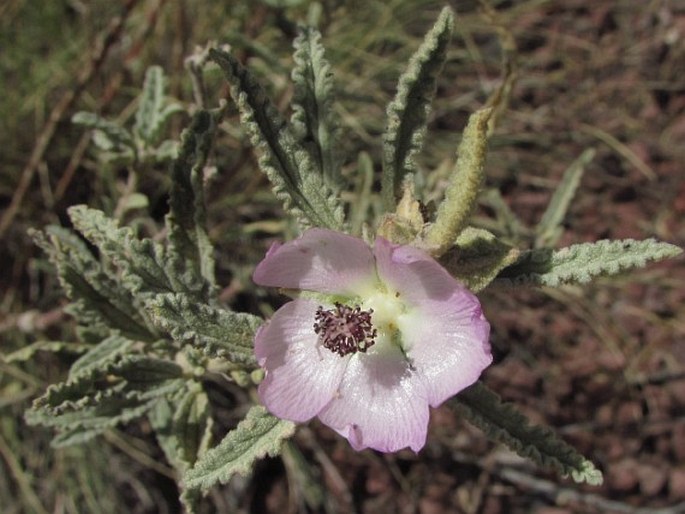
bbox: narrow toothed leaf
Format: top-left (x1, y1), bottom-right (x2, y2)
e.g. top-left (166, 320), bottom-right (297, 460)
top-left (209, 48), bottom-right (345, 230)
top-left (134, 65), bottom-right (183, 145)
top-left (184, 405), bottom-right (296, 492)
top-left (496, 239), bottom-right (682, 287)
top-left (291, 27), bottom-right (342, 191)
top-left (382, 7), bottom-right (454, 209)
top-left (147, 292), bottom-right (259, 368)
top-left (72, 111), bottom-right (134, 155)
top-left (423, 107), bottom-right (492, 256)
top-left (451, 381), bottom-right (603, 485)
top-left (167, 109), bottom-right (220, 296)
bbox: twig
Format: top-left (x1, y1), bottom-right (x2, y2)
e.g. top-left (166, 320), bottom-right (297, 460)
top-left (0, 0), bottom-right (140, 238)
top-left (497, 467), bottom-right (685, 514)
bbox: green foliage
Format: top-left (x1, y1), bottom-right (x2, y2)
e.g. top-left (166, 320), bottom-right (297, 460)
top-left (149, 382), bottom-right (213, 471)
top-left (496, 239), bottom-right (682, 287)
top-left (440, 227), bottom-right (520, 292)
top-left (73, 65), bottom-right (181, 166)
top-left (291, 27), bottom-right (342, 192)
top-left (535, 149), bottom-right (595, 247)
top-left (451, 381), bottom-right (604, 485)
top-left (209, 48), bottom-right (346, 230)
top-left (381, 6), bottom-right (453, 210)
top-left (148, 293), bottom-right (259, 368)
top-left (183, 405), bottom-right (296, 493)
top-left (134, 66), bottom-right (184, 146)
top-left (423, 108), bottom-right (492, 256)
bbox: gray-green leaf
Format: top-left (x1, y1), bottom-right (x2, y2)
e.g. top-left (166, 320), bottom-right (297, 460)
top-left (451, 381), bottom-right (603, 485)
top-left (209, 48), bottom-right (345, 230)
top-left (134, 65), bottom-right (183, 145)
top-left (147, 292), bottom-right (260, 368)
top-left (496, 238), bottom-right (682, 287)
top-left (184, 405), bottom-right (296, 492)
top-left (291, 27), bottom-right (342, 191)
top-left (423, 107), bottom-right (492, 256)
top-left (381, 6), bottom-right (453, 209)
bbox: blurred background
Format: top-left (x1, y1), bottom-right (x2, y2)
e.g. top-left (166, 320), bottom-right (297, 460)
top-left (1, 0), bottom-right (683, 512)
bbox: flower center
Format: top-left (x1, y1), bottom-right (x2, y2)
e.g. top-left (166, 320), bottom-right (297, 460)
top-left (314, 303), bottom-right (377, 357)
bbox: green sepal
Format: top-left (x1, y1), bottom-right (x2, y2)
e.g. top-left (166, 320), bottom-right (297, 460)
top-left (209, 48), bottom-right (345, 230)
top-left (496, 239), bottom-right (682, 287)
top-left (451, 381), bottom-right (603, 485)
top-left (440, 227), bottom-right (520, 292)
top-left (423, 108), bottom-right (492, 256)
top-left (183, 405), bottom-right (296, 493)
top-left (291, 27), bottom-right (342, 191)
top-left (381, 6), bottom-right (453, 209)
top-left (147, 292), bottom-right (259, 369)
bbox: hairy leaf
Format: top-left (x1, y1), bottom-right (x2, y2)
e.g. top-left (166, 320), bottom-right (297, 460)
top-left (291, 27), bottom-right (342, 191)
top-left (134, 65), bottom-right (183, 145)
top-left (72, 111), bottom-right (134, 155)
top-left (68, 205), bottom-right (194, 300)
top-left (423, 108), bottom-right (492, 256)
top-left (381, 7), bottom-right (453, 209)
top-left (440, 227), bottom-right (520, 292)
top-left (3, 341), bottom-right (89, 364)
top-left (166, 109), bottom-right (219, 296)
top-left (451, 381), bottom-right (603, 485)
top-left (535, 149), bottom-right (595, 247)
top-left (496, 239), bottom-right (682, 287)
top-left (69, 334), bottom-right (135, 379)
top-left (209, 48), bottom-right (345, 230)
top-left (148, 293), bottom-right (259, 368)
top-left (31, 226), bottom-right (153, 341)
top-left (150, 382), bottom-right (213, 471)
top-left (184, 405), bottom-right (296, 492)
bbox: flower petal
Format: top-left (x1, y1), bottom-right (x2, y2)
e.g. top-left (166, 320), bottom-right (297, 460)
top-left (255, 299), bottom-right (349, 422)
top-left (374, 237), bottom-right (492, 405)
top-left (317, 346), bottom-right (430, 452)
top-left (398, 293), bottom-right (491, 406)
top-left (253, 228), bottom-right (377, 296)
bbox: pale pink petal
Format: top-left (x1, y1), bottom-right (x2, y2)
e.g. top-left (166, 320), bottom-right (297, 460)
top-left (255, 299), bottom-right (349, 422)
top-left (374, 237), bottom-right (491, 405)
top-left (253, 228), bottom-right (377, 296)
top-left (317, 346), bottom-right (430, 452)
top-left (374, 237), bottom-right (457, 303)
top-left (398, 295), bottom-right (491, 407)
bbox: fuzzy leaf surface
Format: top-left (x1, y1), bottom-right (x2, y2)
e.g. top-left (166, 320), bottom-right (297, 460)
top-left (31, 226), bottom-right (153, 341)
top-left (291, 27), bottom-right (342, 191)
top-left (134, 65), bottom-right (183, 145)
top-left (184, 405), bottom-right (296, 492)
top-left (451, 381), bottom-right (603, 485)
top-left (166, 109), bottom-right (219, 296)
top-left (148, 293), bottom-right (259, 368)
top-left (210, 48), bottom-right (345, 230)
top-left (496, 239), bottom-right (682, 287)
top-left (150, 382), bottom-right (213, 472)
top-left (423, 108), bottom-right (492, 256)
top-left (381, 6), bottom-right (453, 209)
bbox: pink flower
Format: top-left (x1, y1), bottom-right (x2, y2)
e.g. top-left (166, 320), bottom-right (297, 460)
top-left (253, 229), bottom-right (492, 452)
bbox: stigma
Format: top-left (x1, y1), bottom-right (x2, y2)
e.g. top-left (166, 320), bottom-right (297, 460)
top-left (313, 303), bottom-right (377, 357)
